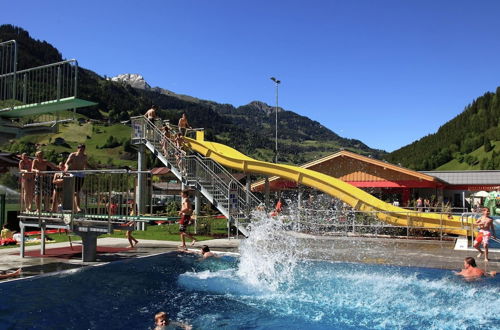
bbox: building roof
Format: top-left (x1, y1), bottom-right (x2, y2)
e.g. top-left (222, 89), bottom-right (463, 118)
top-left (252, 150), bottom-right (440, 191)
top-left (420, 170), bottom-right (500, 185)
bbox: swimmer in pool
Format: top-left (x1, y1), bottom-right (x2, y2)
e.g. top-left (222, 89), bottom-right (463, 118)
top-left (178, 245), bottom-right (217, 260)
top-left (454, 257), bottom-right (496, 279)
top-left (154, 311), bottom-right (191, 330)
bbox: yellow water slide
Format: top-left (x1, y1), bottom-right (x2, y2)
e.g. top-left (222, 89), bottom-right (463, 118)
top-left (186, 133), bottom-right (466, 236)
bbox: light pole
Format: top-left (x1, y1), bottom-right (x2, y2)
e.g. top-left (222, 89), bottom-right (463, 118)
top-left (270, 77), bottom-right (280, 163)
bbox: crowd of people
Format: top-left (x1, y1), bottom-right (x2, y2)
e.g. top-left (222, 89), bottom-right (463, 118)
top-left (18, 144), bottom-right (91, 213)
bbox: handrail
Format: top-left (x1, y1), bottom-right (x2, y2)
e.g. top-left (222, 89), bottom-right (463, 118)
top-left (0, 59), bottom-right (78, 112)
top-left (0, 59), bottom-right (78, 78)
top-left (131, 116), bottom-right (261, 228)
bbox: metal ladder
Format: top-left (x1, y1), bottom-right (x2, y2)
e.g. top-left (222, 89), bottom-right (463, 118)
top-left (131, 116), bottom-right (261, 237)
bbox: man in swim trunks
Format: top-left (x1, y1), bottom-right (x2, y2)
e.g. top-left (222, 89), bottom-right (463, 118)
top-left (65, 144), bottom-right (92, 212)
top-left (455, 257), bottom-right (496, 279)
top-left (178, 190), bottom-right (196, 249)
top-left (144, 105), bottom-right (158, 121)
top-left (473, 208), bottom-right (496, 262)
top-left (177, 113), bottom-right (191, 136)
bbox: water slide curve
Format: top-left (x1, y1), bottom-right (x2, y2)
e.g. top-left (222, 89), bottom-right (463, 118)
top-left (186, 135), bottom-right (466, 236)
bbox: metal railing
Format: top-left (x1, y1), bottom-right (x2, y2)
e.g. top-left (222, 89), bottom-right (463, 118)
top-left (18, 169), bottom-right (146, 231)
top-left (280, 207), bottom-right (464, 239)
top-left (131, 116), bottom-right (261, 234)
top-left (0, 41), bottom-right (17, 99)
top-left (0, 59), bottom-right (78, 112)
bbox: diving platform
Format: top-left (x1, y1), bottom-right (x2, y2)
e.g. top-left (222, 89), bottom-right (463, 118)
top-left (17, 170), bottom-right (151, 262)
top-left (0, 40), bottom-right (96, 130)
top-left (0, 97), bottom-right (97, 118)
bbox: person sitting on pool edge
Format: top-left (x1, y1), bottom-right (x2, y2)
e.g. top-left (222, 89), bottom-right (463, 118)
top-left (454, 257), bottom-right (496, 279)
top-left (154, 311), bottom-right (191, 330)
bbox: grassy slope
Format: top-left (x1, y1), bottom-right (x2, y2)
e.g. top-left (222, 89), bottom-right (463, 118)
top-left (9, 121), bottom-right (135, 167)
top-left (436, 141), bottom-right (500, 170)
top-left (0, 219), bottom-right (229, 250)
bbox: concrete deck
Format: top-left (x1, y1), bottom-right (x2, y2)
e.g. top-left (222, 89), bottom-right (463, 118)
top-left (0, 235), bottom-right (498, 282)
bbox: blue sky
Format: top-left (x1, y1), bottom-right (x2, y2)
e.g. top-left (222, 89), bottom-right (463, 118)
top-left (3, 0), bottom-right (500, 151)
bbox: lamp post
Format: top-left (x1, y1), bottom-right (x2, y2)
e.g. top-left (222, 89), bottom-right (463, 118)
top-left (270, 77), bottom-right (280, 163)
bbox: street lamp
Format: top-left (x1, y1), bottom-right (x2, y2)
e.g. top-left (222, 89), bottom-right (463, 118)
top-left (270, 77), bottom-right (280, 163)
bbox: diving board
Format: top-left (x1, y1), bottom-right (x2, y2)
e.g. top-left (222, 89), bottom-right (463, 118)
top-left (0, 97), bottom-right (97, 118)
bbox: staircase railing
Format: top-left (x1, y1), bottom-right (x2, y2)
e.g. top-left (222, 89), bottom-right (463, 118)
top-left (131, 116), bottom-right (261, 235)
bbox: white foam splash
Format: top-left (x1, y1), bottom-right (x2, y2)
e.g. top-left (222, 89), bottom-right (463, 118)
top-left (236, 212), bottom-right (302, 292)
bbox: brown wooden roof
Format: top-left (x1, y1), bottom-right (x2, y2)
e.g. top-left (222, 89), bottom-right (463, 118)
top-left (252, 150), bottom-right (440, 190)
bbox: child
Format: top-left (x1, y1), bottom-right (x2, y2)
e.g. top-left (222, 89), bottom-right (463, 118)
top-left (51, 162), bottom-right (66, 212)
top-left (178, 190), bottom-right (196, 250)
top-left (154, 311), bottom-right (191, 330)
top-left (154, 311), bottom-right (168, 328)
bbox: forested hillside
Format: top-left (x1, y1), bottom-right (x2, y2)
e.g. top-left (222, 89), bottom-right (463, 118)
top-left (0, 24), bottom-right (384, 165)
top-left (386, 89), bottom-right (500, 170)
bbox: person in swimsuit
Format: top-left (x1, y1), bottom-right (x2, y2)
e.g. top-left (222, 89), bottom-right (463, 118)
top-left (65, 144), bottom-right (92, 213)
top-left (32, 151), bottom-right (57, 213)
top-left (178, 113), bottom-right (191, 136)
top-left (154, 311), bottom-right (191, 330)
top-left (178, 190), bottom-right (196, 250)
top-left (454, 257), bottom-right (496, 279)
top-left (51, 162), bottom-right (66, 212)
top-left (144, 105), bottom-right (158, 121)
top-left (0, 268), bottom-right (21, 280)
top-left (161, 124), bottom-right (172, 155)
top-left (474, 208), bottom-right (496, 261)
top-left (174, 133), bottom-right (187, 174)
top-left (19, 153), bottom-right (34, 212)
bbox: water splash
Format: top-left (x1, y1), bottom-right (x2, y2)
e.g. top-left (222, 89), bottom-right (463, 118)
top-left (237, 211), bottom-right (303, 292)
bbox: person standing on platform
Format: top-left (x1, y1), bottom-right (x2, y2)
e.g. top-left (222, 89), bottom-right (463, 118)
top-left (19, 153), bottom-right (34, 212)
top-left (65, 144), bottom-right (92, 213)
top-left (32, 151), bottom-right (57, 213)
top-left (144, 105), bottom-right (158, 121)
top-left (178, 113), bottom-right (191, 136)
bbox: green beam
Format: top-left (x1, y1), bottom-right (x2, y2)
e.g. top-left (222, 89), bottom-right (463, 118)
top-left (0, 97), bottom-right (97, 118)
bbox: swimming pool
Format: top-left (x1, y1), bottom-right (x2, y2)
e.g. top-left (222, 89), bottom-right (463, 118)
top-left (2, 216), bottom-right (499, 329)
top-left (0, 251), bottom-right (498, 330)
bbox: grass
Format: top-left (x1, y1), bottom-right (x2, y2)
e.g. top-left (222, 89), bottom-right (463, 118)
top-left (0, 217), bottom-right (230, 250)
top-left (3, 120), bottom-right (136, 167)
top-left (436, 141), bottom-right (499, 170)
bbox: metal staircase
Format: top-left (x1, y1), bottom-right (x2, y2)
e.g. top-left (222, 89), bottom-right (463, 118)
top-left (131, 116), bottom-right (261, 237)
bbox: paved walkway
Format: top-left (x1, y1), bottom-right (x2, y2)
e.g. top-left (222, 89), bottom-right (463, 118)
top-left (0, 235), bottom-right (498, 282)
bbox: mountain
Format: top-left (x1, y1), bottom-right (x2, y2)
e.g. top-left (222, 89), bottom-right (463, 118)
top-left (0, 24), bottom-right (385, 166)
top-left (110, 74), bottom-right (151, 89)
top-left (386, 89), bottom-right (500, 170)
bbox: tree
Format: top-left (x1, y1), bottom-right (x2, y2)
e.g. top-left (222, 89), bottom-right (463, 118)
top-left (484, 138), bottom-right (493, 152)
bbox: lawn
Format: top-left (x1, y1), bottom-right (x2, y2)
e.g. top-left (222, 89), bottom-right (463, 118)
top-left (0, 217), bottom-right (230, 250)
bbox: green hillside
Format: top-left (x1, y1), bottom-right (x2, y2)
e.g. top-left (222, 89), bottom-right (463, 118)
top-left (0, 24), bottom-right (385, 166)
top-left (436, 141), bottom-right (500, 170)
top-left (386, 89), bottom-right (500, 170)
top-left (5, 120), bottom-right (135, 167)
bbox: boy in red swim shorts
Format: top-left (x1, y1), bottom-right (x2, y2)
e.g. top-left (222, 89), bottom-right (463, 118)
top-left (474, 208), bottom-right (496, 262)
top-left (178, 190), bottom-right (196, 250)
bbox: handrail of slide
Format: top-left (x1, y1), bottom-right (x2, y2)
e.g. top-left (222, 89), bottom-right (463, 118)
top-left (185, 135), bottom-right (467, 236)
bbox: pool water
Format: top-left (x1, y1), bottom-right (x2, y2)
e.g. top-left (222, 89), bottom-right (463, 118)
top-left (0, 252), bottom-right (498, 330)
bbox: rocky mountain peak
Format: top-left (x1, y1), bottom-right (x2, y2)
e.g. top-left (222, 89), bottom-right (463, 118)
top-left (245, 101), bottom-right (284, 115)
top-left (110, 73), bottom-right (151, 90)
